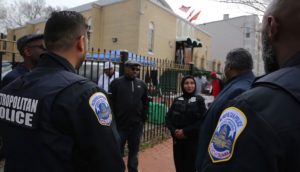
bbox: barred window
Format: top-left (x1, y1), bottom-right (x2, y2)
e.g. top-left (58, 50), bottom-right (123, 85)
top-left (148, 22), bottom-right (155, 53)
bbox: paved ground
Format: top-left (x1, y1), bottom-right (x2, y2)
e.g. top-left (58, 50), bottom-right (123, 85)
top-left (0, 160), bottom-right (3, 172)
top-left (139, 138), bottom-right (175, 172)
top-left (0, 138), bottom-right (175, 172)
top-left (124, 138), bottom-right (175, 172)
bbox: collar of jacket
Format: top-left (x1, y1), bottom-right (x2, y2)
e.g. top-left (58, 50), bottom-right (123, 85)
top-left (225, 70), bottom-right (254, 86)
top-left (281, 51), bottom-right (300, 68)
top-left (37, 51), bottom-right (76, 73)
top-left (15, 62), bottom-right (30, 73)
top-left (124, 75), bottom-right (136, 81)
top-left (254, 51), bottom-right (300, 82)
top-left (182, 93), bottom-right (195, 99)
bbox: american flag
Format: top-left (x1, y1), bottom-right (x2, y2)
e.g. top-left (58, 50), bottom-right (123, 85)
top-left (187, 9), bottom-right (195, 19)
top-left (189, 10), bottom-right (201, 22)
top-left (179, 5), bottom-right (191, 13)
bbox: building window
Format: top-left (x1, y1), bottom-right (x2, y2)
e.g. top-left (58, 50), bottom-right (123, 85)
top-left (35, 29), bottom-right (42, 34)
top-left (245, 27), bottom-right (251, 38)
top-left (87, 17), bottom-right (92, 51)
top-left (148, 22), bottom-right (155, 53)
top-left (176, 20), bottom-right (182, 37)
top-left (212, 61), bottom-right (216, 71)
top-left (183, 24), bottom-right (188, 37)
top-left (201, 57), bottom-right (205, 69)
top-left (217, 62), bottom-right (221, 73)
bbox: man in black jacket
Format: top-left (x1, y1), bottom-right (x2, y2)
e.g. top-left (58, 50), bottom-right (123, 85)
top-left (110, 60), bottom-right (149, 172)
top-left (0, 11), bottom-right (124, 172)
top-left (199, 0), bottom-right (300, 171)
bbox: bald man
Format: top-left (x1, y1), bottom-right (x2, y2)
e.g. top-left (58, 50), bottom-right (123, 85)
top-left (197, 0), bottom-right (300, 171)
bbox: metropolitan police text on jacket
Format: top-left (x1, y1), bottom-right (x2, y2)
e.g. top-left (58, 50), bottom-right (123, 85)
top-left (0, 93), bottom-right (38, 127)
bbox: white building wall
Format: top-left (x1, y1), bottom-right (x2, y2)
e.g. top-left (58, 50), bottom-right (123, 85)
top-left (198, 15), bottom-right (264, 76)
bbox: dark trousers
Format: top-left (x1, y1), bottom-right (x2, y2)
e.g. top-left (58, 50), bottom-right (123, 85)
top-left (0, 137), bottom-right (3, 160)
top-left (118, 122), bottom-right (143, 172)
top-left (173, 138), bottom-right (198, 172)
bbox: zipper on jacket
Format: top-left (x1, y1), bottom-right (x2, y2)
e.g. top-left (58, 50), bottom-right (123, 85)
top-left (131, 81), bottom-right (134, 92)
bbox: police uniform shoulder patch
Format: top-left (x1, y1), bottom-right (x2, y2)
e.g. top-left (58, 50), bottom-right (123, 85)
top-left (89, 92), bottom-right (112, 126)
top-left (178, 97), bottom-right (184, 101)
top-left (208, 107), bottom-right (247, 163)
top-left (188, 97), bottom-right (196, 103)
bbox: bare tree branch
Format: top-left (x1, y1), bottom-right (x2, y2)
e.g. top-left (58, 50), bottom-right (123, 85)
top-left (0, 0), bottom-right (6, 20)
top-left (214, 0), bottom-right (272, 15)
top-left (0, 0), bottom-right (6, 33)
top-left (0, 0), bottom-right (65, 33)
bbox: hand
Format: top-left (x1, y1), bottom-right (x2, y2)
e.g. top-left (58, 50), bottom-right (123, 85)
top-left (175, 129), bottom-right (185, 139)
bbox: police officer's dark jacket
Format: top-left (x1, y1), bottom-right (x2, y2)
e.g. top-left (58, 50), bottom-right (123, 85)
top-left (2, 63), bottom-right (29, 88)
top-left (0, 52), bottom-right (124, 172)
top-left (200, 52), bottom-right (300, 172)
top-left (109, 75), bottom-right (148, 130)
top-left (196, 71), bottom-right (255, 170)
top-left (166, 76), bottom-right (207, 139)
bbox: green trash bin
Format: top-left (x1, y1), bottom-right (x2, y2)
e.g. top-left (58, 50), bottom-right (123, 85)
top-left (148, 102), bottom-right (167, 124)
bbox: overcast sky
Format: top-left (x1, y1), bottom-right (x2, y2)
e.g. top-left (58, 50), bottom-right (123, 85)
top-left (43, 0), bottom-right (255, 24)
top-left (1, 0), bottom-right (258, 24)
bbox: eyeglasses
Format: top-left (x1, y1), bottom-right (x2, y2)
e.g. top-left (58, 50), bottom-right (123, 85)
top-left (131, 67), bottom-right (140, 71)
top-left (26, 45), bottom-right (46, 51)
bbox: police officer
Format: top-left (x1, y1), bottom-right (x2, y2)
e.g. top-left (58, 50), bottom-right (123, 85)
top-left (0, 11), bottom-right (124, 172)
top-left (166, 76), bottom-right (207, 172)
top-left (199, 0), bottom-right (300, 171)
top-left (196, 48), bottom-right (255, 170)
top-left (2, 34), bottom-right (44, 87)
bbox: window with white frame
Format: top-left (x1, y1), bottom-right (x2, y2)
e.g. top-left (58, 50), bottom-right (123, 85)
top-left (245, 27), bottom-right (251, 38)
top-left (148, 22), bottom-right (155, 53)
top-left (87, 17), bottom-right (92, 51)
top-left (176, 20), bottom-right (181, 37)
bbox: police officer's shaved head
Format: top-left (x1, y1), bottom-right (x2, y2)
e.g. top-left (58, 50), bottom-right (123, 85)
top-left (44, 11), bottom-right (88, 51)
top-left (264, 0), bottom-right (300, 40)
top-left (262, 0), bottom-right (300, 73)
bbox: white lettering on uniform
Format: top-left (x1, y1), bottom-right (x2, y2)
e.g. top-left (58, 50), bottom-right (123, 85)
top-left (5, 109), bottom-right (12, 121)
top-left (25, 99), bottom-right (32, 112)
top-left (31, 99), bottom-right (38, 113)
top-left (10, 109), bottom-right (15, 122)
top-left (0, 107), bottom-right (5, 118)
top-left (16, 111), bottom-right (24, 124)
top-left (0, 93), bottom-right (3, 105)
top-left (0, 93), bottom-right (38, 128)
top-left (25, 113), bottom-right (33, 127)
top-left (17, 98), bottom-right (23, 110)
top-left (16, 111), bottom-right (25, 124)
top-left (22, 98), bottom-right (28, 110)
top-left (12, 96), bottom-right (18, 109)
top-left (5, 95), bottom-right (10, 107)
top-left (9, 95), bottom-right (13, 108)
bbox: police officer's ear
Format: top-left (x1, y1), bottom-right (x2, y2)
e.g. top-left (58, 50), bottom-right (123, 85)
top-left (23, 47), bottom-right (32, 57)
top-left (77, 35), bottom-right (86, 54)
top-left (266, 16), bottom-right (279, 42)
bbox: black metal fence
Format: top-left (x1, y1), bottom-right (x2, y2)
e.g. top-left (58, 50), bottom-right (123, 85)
top-left (0, 35), bottom-right (19, 87)
top-left (79, 49), bottom-right (192, 143)
top-left (0, 38), bottom-right (195, 144)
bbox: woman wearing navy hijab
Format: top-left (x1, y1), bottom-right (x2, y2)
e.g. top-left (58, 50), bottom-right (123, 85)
top-left (166, 75), bottom-right (207, 172)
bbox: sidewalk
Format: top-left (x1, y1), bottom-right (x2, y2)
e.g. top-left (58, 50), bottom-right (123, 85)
top-left (0, 160), bottom-right (3, 172)
top-left (0, 138), bottom-right (175, 172)
top-left (124, 138), bottom-right (175, 172)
